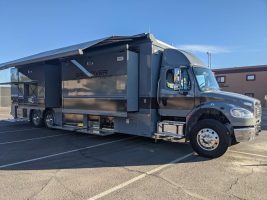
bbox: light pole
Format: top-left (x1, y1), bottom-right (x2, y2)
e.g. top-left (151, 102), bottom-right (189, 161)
top-left (206, 52), bottom-right (211, 68)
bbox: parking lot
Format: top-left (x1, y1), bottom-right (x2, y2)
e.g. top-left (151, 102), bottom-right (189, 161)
top-left (0, 122), bottom-right (266, 200)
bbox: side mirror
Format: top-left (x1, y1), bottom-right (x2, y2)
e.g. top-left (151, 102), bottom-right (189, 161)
top-left (173, 83), bottom-right (180, 91)
top-left (174, 68), bottom-right (180, 82)
top-left (174, 66), bottom-right (190, 95)
top-left (173, 68), bottom-right (181, 91)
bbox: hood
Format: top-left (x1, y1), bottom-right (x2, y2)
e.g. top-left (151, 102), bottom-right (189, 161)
top-left (201, 90), bottom-right (260, 110)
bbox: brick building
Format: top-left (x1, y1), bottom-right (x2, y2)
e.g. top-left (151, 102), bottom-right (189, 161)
top-left (213, 65), bottom-right (267, 107)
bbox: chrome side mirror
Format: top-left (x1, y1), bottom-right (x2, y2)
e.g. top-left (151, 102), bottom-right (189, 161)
top-left (173, 68), bottom-right (180, 91)
top-left (173, 83), bottom-right (180, 91)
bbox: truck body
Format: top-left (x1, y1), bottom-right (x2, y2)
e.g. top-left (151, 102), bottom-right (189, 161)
top-left (0, 33), bottom-right (262, 158)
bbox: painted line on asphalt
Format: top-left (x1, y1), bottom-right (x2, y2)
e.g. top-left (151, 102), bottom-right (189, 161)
top-left (0, 136), bottom-right (136, 169)
top-left (0, 133), bottom-right (73, 145)
top-left (229, 150), bottom-right (267, 159)
top-left (87, 152), bottom-right (193, 200)
top-left (0, 128), bottom-right (39, 134)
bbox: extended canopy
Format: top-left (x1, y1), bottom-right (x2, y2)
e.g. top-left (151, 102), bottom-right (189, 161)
top-left (0, 33), bottom-right (149, 70)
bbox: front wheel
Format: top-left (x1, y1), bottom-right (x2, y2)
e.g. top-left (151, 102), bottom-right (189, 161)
top-left (189, 119), bottom-right (230, 158)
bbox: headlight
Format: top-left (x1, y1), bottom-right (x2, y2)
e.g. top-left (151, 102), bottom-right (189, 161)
top-left (230, 108), bottom-right (253, 119)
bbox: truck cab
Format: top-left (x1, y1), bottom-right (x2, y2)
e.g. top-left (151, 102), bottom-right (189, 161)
top-left (156, 47), bottom-right (262, 158)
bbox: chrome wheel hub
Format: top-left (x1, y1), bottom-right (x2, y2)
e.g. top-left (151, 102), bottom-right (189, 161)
top-left (197, 128), bottom-right (219, 151)
top-left (32, 112), bottom-right (40, 125)
top-left (45, 114), bottom-right (54, 127)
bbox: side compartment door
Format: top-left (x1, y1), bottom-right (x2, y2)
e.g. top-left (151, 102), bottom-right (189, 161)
top-left (158, 50), bottom-right (195, 117)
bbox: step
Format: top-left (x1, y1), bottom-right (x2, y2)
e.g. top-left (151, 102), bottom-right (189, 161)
top-left (154, 132), bottom-right (184, 139)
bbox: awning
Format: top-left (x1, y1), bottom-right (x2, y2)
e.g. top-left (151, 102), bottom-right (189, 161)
top-left (0, 37), bottom-right (109, 70)
top-left (0, 33), bottom-right (150, 71)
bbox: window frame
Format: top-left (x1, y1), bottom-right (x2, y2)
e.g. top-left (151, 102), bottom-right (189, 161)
top-left (246, 74), bottom-right (256, 81)
top-left (216, 75), bottom-right (226, 83)
top-left (166, 68), bottom-right (175, 89)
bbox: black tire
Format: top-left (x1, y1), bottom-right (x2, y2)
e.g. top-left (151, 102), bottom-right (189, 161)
top-left (30, 110), bottom-right (44, 127)
top-left (189, 119), bottom-right (230, 158)
top-left (44, 110), bottom-right (55, 128)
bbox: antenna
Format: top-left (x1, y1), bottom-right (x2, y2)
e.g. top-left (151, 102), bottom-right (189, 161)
top-left (148, 25), bottom-right (151, 33)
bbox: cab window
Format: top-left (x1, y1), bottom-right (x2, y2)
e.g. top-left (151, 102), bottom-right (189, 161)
top-left (166, 69), bottom-right (175, 89)
top-left (166, 68), bottom-right (191, 91)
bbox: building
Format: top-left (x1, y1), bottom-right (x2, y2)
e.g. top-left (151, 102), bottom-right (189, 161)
top-left (213, 65), bottom-right (267, 107)
top-left (0, 86), bottom-right (11, 107)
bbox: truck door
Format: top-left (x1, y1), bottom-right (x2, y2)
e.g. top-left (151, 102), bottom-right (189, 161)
top-left (158, 50), bottom-right (195, 117)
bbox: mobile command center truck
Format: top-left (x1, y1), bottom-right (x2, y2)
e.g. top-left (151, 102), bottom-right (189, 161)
top-left (0, 33), bottom-right (262, 158)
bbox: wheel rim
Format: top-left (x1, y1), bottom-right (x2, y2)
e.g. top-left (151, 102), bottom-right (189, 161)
top-left (196, 128), bottom-right (220, 151)
top-left (45, 113), bottom-right (54, 128)
top-left (32, 112), bottom-right (40, 126)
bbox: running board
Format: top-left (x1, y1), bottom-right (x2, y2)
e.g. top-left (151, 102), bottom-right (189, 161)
top-left (52, 125), bottom-right (115, 136)
top-left (154, 120), bottom-right (185, 142)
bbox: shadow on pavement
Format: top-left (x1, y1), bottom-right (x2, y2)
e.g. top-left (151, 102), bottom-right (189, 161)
top-left (0, 124), bottom-right (212, 171)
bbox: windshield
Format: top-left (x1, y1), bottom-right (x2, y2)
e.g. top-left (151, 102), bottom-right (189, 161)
top-left (193, 67), bottom-right (219, 92)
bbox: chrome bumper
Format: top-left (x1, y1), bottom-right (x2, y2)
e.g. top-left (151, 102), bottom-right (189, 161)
top-left (234, 125), bottom-right (261, 142)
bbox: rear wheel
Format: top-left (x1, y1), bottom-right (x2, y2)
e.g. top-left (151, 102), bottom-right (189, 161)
top-left (30, 110), bottom-right (44, 127)
top-left (44, 110), bottom-right (55, 128)
top-left (189, 119), bottom-right (230, 158)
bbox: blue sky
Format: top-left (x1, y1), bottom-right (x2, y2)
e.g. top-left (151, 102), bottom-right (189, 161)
top-left (0, 0), bottom-right (267, 82)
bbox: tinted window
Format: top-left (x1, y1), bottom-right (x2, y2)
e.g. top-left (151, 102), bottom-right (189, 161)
top-left (166, 69), bottom-right (174, 89)
top-left (246, 74), bottom-right (255, 81)
top-left (216, 76), bottom-right (225, 83)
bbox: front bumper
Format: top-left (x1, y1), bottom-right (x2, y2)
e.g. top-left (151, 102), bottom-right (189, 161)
top-left (234, 125), bottom-right (261, 142)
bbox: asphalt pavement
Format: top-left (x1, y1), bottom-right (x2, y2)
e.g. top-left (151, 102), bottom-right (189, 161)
top-left (0, 122), bottom-right (266, 200)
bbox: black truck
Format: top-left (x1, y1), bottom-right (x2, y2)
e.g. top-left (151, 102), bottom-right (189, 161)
top-left (0, 33), bottom-right (262, 158)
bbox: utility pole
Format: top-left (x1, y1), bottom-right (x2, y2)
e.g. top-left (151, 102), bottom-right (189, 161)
top-left (206, 52), bottom-right (211, 68)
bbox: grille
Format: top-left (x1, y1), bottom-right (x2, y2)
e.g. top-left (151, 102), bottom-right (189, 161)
top-left (254, 103), bottom-right (262, 119)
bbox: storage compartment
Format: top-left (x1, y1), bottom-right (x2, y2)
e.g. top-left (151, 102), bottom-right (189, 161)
top-left (62, 46), bottom-right (138, 116)
top-left (158, 121), bottom-right (185, 137)
top-left (63, 113), bottom-right (83, 126)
